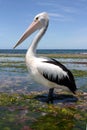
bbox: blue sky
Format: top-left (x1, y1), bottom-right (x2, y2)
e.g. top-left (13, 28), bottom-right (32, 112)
top-left (0, 0), bottom-right (87, 49)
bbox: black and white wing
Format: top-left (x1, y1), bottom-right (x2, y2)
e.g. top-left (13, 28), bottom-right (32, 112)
top-left (37, 58), bottom-right (77, 94)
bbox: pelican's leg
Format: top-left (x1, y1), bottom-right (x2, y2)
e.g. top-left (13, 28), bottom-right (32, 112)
top-left (47, 88), bottom-right (54, 103)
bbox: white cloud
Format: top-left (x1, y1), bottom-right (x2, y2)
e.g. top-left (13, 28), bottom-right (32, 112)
top-left (49, 12), bottom-right (74, 22)
top-left (49, 13), bottom-right (64, 18)
top-left (49, 12), bottom-right (65, 22)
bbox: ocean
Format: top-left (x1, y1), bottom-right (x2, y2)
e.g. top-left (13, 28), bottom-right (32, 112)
top-left (0, 49), bottom-right (87, 54)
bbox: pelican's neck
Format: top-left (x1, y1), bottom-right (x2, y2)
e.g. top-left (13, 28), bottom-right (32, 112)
top-left (27, 23), bottom-right (48, 57)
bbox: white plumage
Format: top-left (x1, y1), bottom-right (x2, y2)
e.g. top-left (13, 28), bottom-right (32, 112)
top-left (26, 56), bottom-right (67, 88)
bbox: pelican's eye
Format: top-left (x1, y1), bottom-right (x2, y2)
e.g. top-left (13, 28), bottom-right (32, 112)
top-left (35, 17), bottom-right (39, 21)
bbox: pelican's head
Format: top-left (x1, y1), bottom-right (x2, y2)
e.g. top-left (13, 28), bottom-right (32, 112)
top-left (34, 12), bottom-right (49, 28)
top-left (13, 12), bottom-right (49, 48)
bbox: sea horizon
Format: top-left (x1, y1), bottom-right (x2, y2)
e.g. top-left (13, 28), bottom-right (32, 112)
top-left (0, 48), bottom-right (87, 54)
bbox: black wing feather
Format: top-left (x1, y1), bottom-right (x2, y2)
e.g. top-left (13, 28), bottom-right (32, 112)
top-left (43, 58), bottom-right (77, 93)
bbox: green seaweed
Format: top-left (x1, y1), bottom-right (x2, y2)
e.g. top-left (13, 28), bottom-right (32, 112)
top-left (0, 92), bottom-right (87, 130)
top-left (72, 70), bottom-right (87, 77)
top-left (0, 53), bottom-right (87, 58)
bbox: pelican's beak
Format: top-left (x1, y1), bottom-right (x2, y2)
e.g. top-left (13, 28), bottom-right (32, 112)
top-left (13, 20), bottom-right (41, 48)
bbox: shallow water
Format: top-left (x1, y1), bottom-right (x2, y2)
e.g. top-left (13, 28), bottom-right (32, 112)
top-left (0, 55), bottom-right (87, 93)
top-left (0, 71), bottom-right (46, 93)
top-left (0, 71), bottom-right (87, 93)
top-left (56, 58), bottom-right (87, 71)
top-left (64, 63), bottom-right (87, 71)
top-left (57, 58), bottom-right (87, 62)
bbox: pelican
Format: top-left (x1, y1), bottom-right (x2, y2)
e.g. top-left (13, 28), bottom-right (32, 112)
top-left (14, 12), bottom-right (77, 102)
